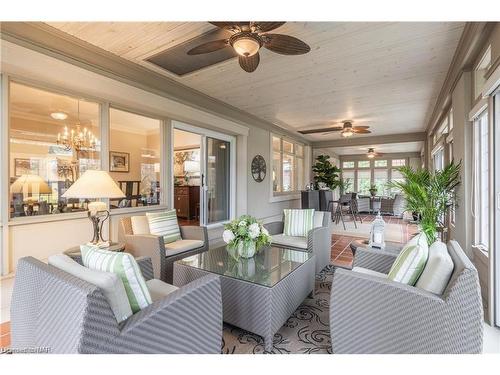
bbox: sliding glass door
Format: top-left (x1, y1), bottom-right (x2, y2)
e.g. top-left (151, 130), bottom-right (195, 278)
top-left (494, 92), bottom-right (500, 327)
top-left (204, 137), bottom-right (230, 224)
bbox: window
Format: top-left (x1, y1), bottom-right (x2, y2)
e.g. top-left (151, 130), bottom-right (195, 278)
top-left (9, 82), bottom-right (101, 218)
top-left (433, 148), bottom-right (444, 172)
top-left (357, 160), bottom-right (370, 168)
top-left (391, 159), bottom-right (406, 167)
top-left (473, 110), bottom-right (489, 250)
top-left (374, 160), bottom-right (387, 168)
top-left (357, 170), bottom-right (371, 195)
top-left (374, 169), bottom-right (388, 196)
top-left (342, 161), bottom-right (355, 169)
top-left (341, 170), bottom-right (355, 193)
top-left (272, 135), bottom-right (304, 194)
top-left (390, 169), bottom-right (404, 194)
top-left (109, 108), bottom-right (161, 209)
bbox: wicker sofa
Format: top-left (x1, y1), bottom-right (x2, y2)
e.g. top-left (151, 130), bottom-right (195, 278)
top-left (379, 193), bottom-right (406, 217)
top-left (264, 211), bottom-right (331, 274)
top-left (118, 216), bottom-right (208, 283)
top-left (329, 240), bottom-right (483, 353)
top-left (10, 256), bottom-right (223, 354)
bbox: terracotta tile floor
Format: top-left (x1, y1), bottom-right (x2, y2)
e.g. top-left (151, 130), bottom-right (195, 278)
top-left (0, 214), bottom-right (416, 350)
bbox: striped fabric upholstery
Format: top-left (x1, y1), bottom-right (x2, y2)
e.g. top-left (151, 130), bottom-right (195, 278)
top-left (387, 234), bottom-right (429, 285)
top-left (81, 245), bottom-right (152, 313)
top-left (283, 209), bottom-right (315, 237)
top-left (146, 209), bottom-right (181, 244)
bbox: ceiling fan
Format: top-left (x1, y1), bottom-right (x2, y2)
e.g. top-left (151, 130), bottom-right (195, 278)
top-left (298, 121), bottom-right (371, 138)
top-left (366, 148), bottom-right (384, 158)
top-left (187, 22), bottom-right (310, 72)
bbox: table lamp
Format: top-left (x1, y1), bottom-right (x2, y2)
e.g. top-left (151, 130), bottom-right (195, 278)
top-left (62, 170), bottom-right (125, 246)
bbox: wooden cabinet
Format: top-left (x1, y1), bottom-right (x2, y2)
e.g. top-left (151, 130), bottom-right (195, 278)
top-left (174, 186), bottom-right (200, 219)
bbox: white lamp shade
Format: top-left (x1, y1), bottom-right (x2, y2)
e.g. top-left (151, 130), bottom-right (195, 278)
top-left (10, 174), bottom-right (52, 194)
top-left (62, 170), bottom-right (125, 199)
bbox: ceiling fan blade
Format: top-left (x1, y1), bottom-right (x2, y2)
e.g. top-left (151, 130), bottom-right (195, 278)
top-left (209, 22), bottom-right (250, 31)
top-left (263, 34), bottom-right (311, 55)
top-left (187, 39), bottom-right (229, 55)
top-left (252, 22), bottom-right (286, 32)
top-left (239, 53), bottom-right (260, 73)
top-left (298, 127), bottom-right (342, 134)
top-left (352, 126), bottom-right (370, 130)
top-left (352, 129), bottom-right (372, 134)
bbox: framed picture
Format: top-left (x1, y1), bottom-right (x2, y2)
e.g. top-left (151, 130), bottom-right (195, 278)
top-left (110, 151), bottom-right (130, 172)
top-left (14, 158), bottom-right (40, 177)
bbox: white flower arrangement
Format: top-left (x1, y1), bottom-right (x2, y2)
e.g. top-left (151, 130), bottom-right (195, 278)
top-left (223, 215), bottom-right (272, 252)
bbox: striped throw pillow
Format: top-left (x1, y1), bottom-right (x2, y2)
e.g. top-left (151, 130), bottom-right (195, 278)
top-left (81, 245), bottom-right (152, 313)
top-left (146, 210), bottom-right (181, 244)
top-left (387, 233), bottom-right (429, 285)
top-left (283, 209), bottom-right (315, 237)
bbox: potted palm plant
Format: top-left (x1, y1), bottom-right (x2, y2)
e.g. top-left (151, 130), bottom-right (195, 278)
top-left (389, 161), bottom-right (461, 245)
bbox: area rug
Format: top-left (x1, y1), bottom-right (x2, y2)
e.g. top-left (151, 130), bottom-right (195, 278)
top-left (221, 266), bottom-right (335, 354)
top-left (331, 221), bottom-right (405, 242)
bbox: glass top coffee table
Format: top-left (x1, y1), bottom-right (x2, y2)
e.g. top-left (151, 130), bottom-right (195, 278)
top-left (174, 245), bottom-right (316, 352)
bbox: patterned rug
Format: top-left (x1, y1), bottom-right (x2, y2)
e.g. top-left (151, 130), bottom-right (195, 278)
top-left (221, 265), bottom-right (335, 354)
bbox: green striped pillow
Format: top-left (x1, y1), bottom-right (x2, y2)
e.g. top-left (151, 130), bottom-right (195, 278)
top-left (146, 210), bottom-right (181, 244)
top-left (387, 234), bottom-right (429, 285)
top-left (81, 245), bottom-right (152, 313)
top-left (283, 209), bottom-right (315, 237)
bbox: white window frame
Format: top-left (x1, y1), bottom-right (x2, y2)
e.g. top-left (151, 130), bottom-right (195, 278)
top-left (270, 134), bottom-right (305, 202)
top-left (4, 75), bottom-right (171, 226)
top-left (472, 109), bottom-right (490, 252)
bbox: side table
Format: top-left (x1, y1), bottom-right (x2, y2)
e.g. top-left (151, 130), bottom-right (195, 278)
top-left (64, 242), bottom-right (125, 263)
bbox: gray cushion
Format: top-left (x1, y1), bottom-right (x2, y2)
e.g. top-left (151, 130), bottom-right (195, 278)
top-left (164, 239), bottom-right (204, 256)
top-left (48, 254), bottom-right (133, 323)
top-left (271, 233), bottom-right (308, 249)
top-left (146, 279), bottom-right (179, 302)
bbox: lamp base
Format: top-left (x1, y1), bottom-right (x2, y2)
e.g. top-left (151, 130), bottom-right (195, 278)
top-left (88, 209), bottom-right (110, 244)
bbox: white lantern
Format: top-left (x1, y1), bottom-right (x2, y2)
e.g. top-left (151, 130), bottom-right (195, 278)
top-left (369, 213), bottom-right (386, 249)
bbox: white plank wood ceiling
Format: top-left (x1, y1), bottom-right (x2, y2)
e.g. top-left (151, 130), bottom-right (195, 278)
top-left (45, 22), bottom-right (465, 142)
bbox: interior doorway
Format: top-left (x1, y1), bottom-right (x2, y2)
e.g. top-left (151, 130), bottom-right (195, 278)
top-left (172, 122), bottom-right (236, 227)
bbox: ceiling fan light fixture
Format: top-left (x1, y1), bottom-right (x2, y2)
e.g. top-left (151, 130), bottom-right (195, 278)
top-left (341, 129), bottom-right (353, 138)
top-left (232, 36), bottom-right (260, 57)
top-left (367, 148), bottom-right (376, 158)
top-left (50, 111), bottom-right (68, 120)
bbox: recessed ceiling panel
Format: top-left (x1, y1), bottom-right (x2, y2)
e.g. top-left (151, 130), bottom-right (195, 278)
top-left (146, 28), bottom-right (237, 76)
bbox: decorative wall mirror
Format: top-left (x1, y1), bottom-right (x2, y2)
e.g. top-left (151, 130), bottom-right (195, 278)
top-left (251, 155), bottom-right (266, 182)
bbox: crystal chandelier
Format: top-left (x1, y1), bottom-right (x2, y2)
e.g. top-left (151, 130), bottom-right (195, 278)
top-left (57, 100), bottom-right (98, 152)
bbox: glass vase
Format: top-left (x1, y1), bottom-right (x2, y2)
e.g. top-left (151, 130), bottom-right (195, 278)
top-left (238, 241), bottom-right (256, 258)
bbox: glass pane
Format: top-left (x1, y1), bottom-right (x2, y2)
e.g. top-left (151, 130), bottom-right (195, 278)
top-left (296, 144), bottom-right (304, 157)
top-left (176, 245), bottom-right (312, 287)
top-left (357, 170), bottom-right (371, 195)
top-left (342, 161), bottom-right (355, 169)
top-left (272, 136), bottom-right (281, 151)
top-left (391, 159), bottom-right (406, 167)
top-left (109, 108), bottom-right (161, 209)
top-left (283, 140), bottom-right (294, 154)
top-left (207, 137), bottom-right (230, 223)
top-left (282, 154), bottom-right (295, 192)
top-left (358, 160), bottom-right (370, 168)
top-left (390, 169), bottom-right (404, 194)
top-left (374, 160), bottom-right (387, 167)
top-left (374, 169), bottom-right (388, 196)
top-left (9, 82), bottom-right (100, 218)
top-left (342, 171), bottom-right (355, 193)
top-left (297, 157), bottom-right (304, 191)
top-left (479, 113), bottom-right (489, 248)
top-left (273, 152), bottom-right (281, 192)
